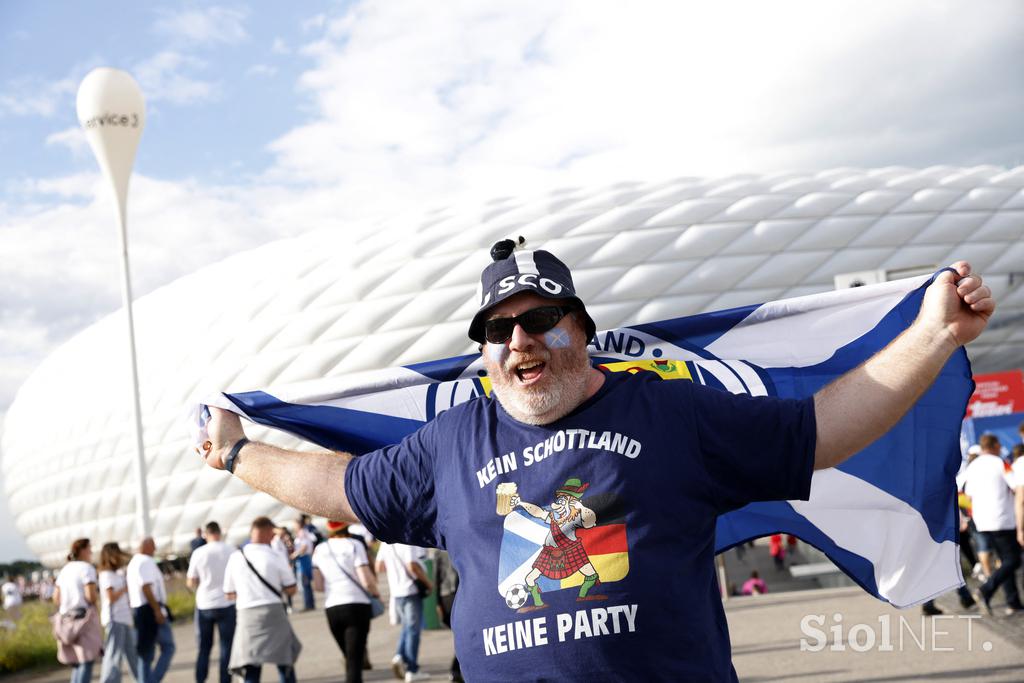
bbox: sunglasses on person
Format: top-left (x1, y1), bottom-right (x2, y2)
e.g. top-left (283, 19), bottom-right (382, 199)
top-left (483, 305), bottom-right (577, 344)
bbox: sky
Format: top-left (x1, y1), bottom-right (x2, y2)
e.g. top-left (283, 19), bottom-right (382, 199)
top-left (1, 1), bottom-right (1023, 561)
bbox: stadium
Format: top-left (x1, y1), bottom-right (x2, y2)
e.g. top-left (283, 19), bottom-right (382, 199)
top-left (4, 164), bottom-right (1023, 567)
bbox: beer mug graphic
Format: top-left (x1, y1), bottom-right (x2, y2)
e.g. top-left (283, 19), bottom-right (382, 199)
top-left (496, 482), bottom-right (518, 515)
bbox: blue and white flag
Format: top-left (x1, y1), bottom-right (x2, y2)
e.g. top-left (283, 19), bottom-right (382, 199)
top-left (194, 272), bottom-right (972, 608)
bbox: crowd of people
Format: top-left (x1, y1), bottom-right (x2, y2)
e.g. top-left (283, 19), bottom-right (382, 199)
top-left (34, 515), bottom-right (460, 683)
top-left (955, 427), bottom-right (1024, 616)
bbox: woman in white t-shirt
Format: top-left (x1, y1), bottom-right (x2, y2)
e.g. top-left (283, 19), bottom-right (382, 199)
top-left (98, 542), bottom-right (138, 683)
top-left (53, 538), bottom-right (102, 683)
top-left (312, 521), bottom-right (380, 683)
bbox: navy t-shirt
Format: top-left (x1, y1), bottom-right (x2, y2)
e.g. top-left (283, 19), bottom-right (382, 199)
top-left (346, 369), bottom-right (816, 682)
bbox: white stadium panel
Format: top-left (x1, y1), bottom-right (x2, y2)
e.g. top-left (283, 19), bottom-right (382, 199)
top-left (3, 166), bottom-right (1024, 566)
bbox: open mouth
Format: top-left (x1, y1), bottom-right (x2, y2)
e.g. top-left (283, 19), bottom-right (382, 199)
top-left (515, 361), bottom-right (546, 384)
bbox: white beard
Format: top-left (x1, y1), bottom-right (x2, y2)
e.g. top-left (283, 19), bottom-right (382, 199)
top-left (489, 346), bottom-right (591, 425)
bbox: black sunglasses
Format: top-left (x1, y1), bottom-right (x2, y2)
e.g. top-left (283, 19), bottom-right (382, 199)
top-left (484, 305), bottom-right (577, 344)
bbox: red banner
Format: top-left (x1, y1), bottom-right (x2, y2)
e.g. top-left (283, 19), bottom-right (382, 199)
top-left (967, 370), bottom-right (1024, 418)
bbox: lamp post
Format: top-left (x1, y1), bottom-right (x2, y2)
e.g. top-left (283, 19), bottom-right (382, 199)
top-left (76, 68), bottom-right (152, 540)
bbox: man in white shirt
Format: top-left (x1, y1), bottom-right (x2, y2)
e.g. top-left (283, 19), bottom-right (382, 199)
top-left (224, 516), bottom-right (301, 683)
top-left (1012, 441), bottom-right (1024, 549)
top-left (187, 521), bottom-right (236, 683)
top-left (1, 576), bottom-right (21, 620)
top-left (289, 519), bottom-right (316, 611)
top-left (377, 543), bottom-right (433, 682)
top-left (127, 538), bottom-right (175, 683)
top-left (963, 433), bottom-right (1022, 615)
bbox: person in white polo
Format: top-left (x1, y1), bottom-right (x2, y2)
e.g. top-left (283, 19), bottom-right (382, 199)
top-left (187, 521), bottom-right (237, 683)
top-left (126, 538), bottom-right (175, 683)
top-left (224, 516), bottom-right (301, 683)
top-left (963, 433), bottom-right (1023, 615)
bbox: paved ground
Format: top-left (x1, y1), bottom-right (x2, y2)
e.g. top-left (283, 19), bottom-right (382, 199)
top-left (9, 583), bottom-right (1022, 682)
top-left (728, 586), bottom-right (1023, 682)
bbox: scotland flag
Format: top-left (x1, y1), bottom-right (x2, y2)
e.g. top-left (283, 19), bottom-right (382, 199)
top-left (194, 271), bottom-right (972, 608)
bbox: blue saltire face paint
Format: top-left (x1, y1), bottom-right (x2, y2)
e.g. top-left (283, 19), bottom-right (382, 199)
top-left (544, 327), bottom-right (571, 349)
top-left (486, 343), bottom-right (510, 363)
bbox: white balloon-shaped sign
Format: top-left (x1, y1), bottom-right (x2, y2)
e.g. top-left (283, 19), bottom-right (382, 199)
top-left (76, 68), bottom-right (145, 228)
top-left (76, 67), bottom-right (153, 541)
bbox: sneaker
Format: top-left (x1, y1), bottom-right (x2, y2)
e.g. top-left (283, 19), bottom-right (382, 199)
top-left (391, 655), bottom-right (406, 680)
top-left (921, 602), bottom-right (943, 616)
top-left (971, 563), bottom-right (987, 582)
top-left (405, 672), bottom-right (432, 682)
top-left (1003, 603), bottom-right (1024, 617)
top-left (959, 595), bottom-right (977, 610)
top-left (974, 588), bottom-right (993, 616)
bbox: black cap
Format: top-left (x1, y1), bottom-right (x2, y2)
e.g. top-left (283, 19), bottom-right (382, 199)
top-left (468, 239), bottom-right (597, 344)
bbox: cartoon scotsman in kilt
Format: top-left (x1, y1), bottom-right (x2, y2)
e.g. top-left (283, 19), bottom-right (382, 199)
top-left (511, 478), bottom-right (607, 611)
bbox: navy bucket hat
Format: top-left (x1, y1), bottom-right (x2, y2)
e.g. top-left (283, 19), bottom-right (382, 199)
top-left (468, 238), bottom-right (597, 344)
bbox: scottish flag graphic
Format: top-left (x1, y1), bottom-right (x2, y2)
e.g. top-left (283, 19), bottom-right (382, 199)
top-left (498, 492), bottom-right (630, 602)
top-left (194, 271), bottom-right (972, 608)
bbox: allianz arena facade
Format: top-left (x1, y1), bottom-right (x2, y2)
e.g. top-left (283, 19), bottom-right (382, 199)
top-left (5, 165), bottom-right (1024, 566)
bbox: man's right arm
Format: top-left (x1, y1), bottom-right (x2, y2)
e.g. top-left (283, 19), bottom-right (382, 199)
top-left (512, 495), bottom-right (546, 520)
top-left (185, 556), bottom-right (200, 591)
top-left (142, 584), bottom-right (165, 624)
top-left (202, 408), bottom-right (358, 521)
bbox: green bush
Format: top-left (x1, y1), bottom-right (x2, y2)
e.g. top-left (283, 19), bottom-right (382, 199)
top-left (0, 584), bottom-right (197, 675)
top-left (165, 587), bottom-right (196, 622)
top-left (0, 601), bottom-right (58, 674)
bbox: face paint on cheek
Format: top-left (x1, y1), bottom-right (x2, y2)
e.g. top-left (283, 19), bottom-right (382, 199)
top-left (544, 328), bottom-right (571, 349)
top-left (486, 343), bottom-right (510, 363)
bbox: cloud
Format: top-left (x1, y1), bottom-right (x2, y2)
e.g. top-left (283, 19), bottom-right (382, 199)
top-left (246, 64), bottom-right (278, 78)
top-left (301, 14), bottom-right (327, 33)
top-left (0, 76), bottom-right (77, 118)
top-left (44, 127), bottom-right (89, 156)
top-left (6, 173), bottom-right (96, 200)
top-left (153, 6), bottom-right (249, 46)
top-left (3, 0), bottom-right (1023, 423)
top-left (263, 0), bottom-right (1024, 209)
top-left (133, 51), bottom-right (218, 105)
top-left (271, 38), bottom-right (290, 55)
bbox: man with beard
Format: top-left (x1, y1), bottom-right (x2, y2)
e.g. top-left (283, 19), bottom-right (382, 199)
top-left (200, 240), bottom-right (994, 682)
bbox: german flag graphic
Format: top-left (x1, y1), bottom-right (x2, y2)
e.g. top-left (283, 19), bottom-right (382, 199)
top-left (497, 491), bottom-right (629, 604)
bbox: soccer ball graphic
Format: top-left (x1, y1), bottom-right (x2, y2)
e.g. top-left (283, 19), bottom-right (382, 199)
top-left (505, 584), bottom-right (529, 609)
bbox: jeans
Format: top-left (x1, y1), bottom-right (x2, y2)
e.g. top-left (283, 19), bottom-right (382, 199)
top-left (295, 556), bottom-right (314, 610)
top-left (979, 529), bottom-right (1022, 607)
top-left (70, 661), bottom-right (94, 683)
top-left (195, 606), bottom-right (236, 683)
top-left (137, 621), bottom-right (175, 683)
top-left (242, 665), bottom-right (295, 683)
top-left (394, 595), bottom-right (423, 674)
top-left (101, 621), bottom-right (138, 683)
top-left (440, 594), bottom-right (461, 680)
top-left (325, 603), bottom-right (371, 683)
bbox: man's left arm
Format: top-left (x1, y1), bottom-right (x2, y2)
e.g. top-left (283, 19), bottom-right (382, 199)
top-left (409, 560), bottom-right (433, 592)
top-left (1015, 485), bottom-right (1023, 547)
top-left (813, 262), bottom-right (993, 470)
top-left (572, 499), bottom-right (597, 528)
